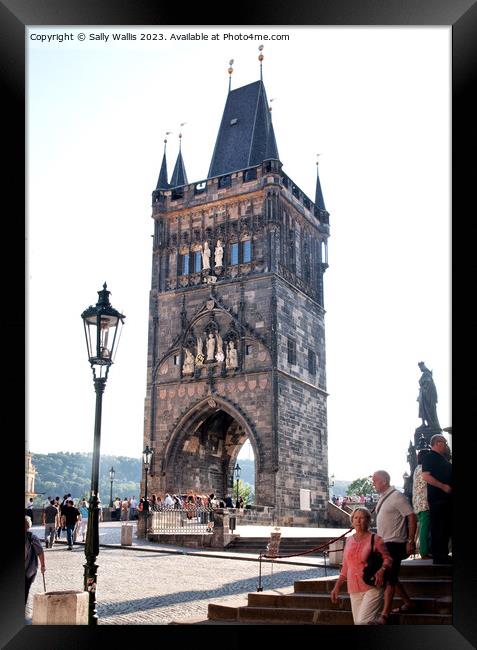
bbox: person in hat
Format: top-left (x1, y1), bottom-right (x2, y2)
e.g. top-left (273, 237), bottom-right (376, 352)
top-left (25, 515), bottom-right (46, 604)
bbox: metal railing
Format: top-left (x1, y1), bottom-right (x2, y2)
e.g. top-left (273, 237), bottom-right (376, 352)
top-left (149, 506), bottom-right (214, 535)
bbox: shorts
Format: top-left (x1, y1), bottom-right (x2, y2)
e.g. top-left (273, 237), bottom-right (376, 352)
top-left (385, 542), bottom-right (408, 585)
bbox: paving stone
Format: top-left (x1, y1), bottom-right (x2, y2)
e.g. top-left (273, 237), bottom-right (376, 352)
top-left (26, 523), bottom-right (328, 625)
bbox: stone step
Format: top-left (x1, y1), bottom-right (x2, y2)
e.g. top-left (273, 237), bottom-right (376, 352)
top-left (247, 592), bottom-right (452, 615)
top-left (399, 562), bottom-right (452, 578)
top-left (207, 602), bottom-right (452, 626)
top-left (294, 577), bottom-right (451, 597)
top-left (237, 606), bottom-right (320, 624)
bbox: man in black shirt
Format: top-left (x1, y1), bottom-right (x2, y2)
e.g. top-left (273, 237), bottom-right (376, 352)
top-left (62, 500), bottom-right (80, 550)
top-left (422, 434), bottom-right (452, 564)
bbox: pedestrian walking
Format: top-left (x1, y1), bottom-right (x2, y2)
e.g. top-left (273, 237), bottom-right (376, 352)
top-left (330, 507), bottom-right (392, 624)
top-left (42, 499), bottom-right (60, 549)
top-left (25, 516), bottom-right (45, 604)
top-left (372, 470), bottom-right (417, 624)
top-left (78, 499), bottom-right (89, 542)
top-left (61, 499), bottom-right (80, 550)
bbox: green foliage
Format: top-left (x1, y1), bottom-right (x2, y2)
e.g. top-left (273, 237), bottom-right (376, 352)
top-left (31, 452), bottom-right (141, 505)
top-left (232, 479), bottom-right (254, 504)
top-left (346, 477), bottom-right (374, 497)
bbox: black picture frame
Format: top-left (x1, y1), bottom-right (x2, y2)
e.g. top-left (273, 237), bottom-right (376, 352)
top-left (4, 0), bottom-right (474, 647)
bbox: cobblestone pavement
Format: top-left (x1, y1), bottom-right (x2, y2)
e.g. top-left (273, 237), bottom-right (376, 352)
top-left (25, 541), bottom-right (332, 625)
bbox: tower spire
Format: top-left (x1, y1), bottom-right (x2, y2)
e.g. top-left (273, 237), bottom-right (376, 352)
top-left (258, 45), bottom-right (264, 81)
top-left (315, 154), bottom-right (326, 211)
top-left (170, 124), bottom-right (188, 187)
top-left (228, 59), bottom-right (234, 93)
top-left (156, 131), bottom-right (171, 190)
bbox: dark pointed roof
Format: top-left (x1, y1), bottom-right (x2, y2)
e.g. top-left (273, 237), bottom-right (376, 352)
top-left (315, 164), bottom-right (326, 211)
top-left (208, 80), bottom-right (279, 178)
top-left (155, 151), bottom-right (169, 190)
top-left (170, 149), bottom-right (188, 187)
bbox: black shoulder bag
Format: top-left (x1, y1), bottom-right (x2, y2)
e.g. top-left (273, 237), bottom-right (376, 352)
top-left (363, 534), bottom-right (387, 587)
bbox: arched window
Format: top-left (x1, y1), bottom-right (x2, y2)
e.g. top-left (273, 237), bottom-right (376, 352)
top-left (230, 242), bottom-right (239, 265)
top-left (321, 241), bottom-right (328, 265)
top-left (194, 251), bottom-right (202, 273)
top-left (242, 240), bottom-right (252, 263)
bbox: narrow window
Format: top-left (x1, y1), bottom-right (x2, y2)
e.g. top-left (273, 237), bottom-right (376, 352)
top-left (246, 344), bottom-right (252, 356)
top-left (194, 250), bottom-right (202, 273)
top-left (230, 242), bottom-right (239, 265)
top-left (287, 338), bottom-right (296, 365)
top-left (242, 240), bottom-right (252, 263)
top-left (174, 354), bottom-right (180, 366)
top-left (183, 254), bottom-right (190, 275)
top-left (308, 349), bottom-right (316, 375)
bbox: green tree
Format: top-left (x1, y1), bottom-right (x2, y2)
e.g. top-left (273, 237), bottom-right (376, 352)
top-left (346, 477), bottom-right (374, 497)
top-left (232, 480), bottom-right (254, 504)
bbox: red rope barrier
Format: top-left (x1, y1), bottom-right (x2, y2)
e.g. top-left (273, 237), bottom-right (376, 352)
top-left (261, 527), bottom-right (353, 560)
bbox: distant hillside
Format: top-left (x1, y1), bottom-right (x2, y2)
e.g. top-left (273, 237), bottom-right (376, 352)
top-left (31, 452), bottom-right (141, 505)
top-left (236, 458), bottom-right (254, 488)
top-left (330, 480), bottom-right (352, 497)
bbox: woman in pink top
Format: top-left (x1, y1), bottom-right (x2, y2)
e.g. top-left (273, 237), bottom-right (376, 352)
top-left (330, 507), bottom-right (392, 624)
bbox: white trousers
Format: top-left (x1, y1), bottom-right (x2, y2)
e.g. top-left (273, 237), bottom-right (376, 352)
top-left (349, 587), bottom-right (383, 625)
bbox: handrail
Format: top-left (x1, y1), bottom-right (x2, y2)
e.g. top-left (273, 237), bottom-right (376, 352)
top-left (256, 501), bottom-right (381, 590)
top-left (256, 527), bottom-right (352, 592)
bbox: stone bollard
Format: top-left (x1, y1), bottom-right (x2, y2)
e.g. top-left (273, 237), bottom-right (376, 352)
top-left (32, 590), bottom-right (89, 625)
top-left (211, 509), bottom-right (228, 548)
top-left (327, 540), bottom-right (345, 567)
top-left (121, 523), bottom-right (133, 545)
top-left (136, 511), bottom-right (147, 538)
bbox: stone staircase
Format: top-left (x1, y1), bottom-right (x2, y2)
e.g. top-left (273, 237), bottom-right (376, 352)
top-left (225, 536), bottom-right (333, 556)
top-left (171, 560), bottom-right (452, 625)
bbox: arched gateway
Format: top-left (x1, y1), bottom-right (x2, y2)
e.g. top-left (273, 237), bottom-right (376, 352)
top-left (162, 397), bottom-right (261, 501)
top-left (142, 66), bottom-right (331, 526)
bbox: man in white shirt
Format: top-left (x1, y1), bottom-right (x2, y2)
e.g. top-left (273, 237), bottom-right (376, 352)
top-left (372, 470), bottom-right (417, 624)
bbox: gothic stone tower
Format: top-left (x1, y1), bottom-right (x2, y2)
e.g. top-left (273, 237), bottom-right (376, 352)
top-left (143, 73), bottom-right (330, 526)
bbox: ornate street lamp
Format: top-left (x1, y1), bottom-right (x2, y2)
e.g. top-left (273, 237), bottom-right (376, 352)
top-left (81, 283), bottom-right (125, 626)
top-left (142, 445), bottom-right (153, 500)
top-left (109, 466), bottom-right (115, 508)
top-left (234, 463), bottom-right (241, 506)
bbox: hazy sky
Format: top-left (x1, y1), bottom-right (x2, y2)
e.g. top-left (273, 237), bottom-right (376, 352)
top-left (27, 26), bottom-right (450, 487)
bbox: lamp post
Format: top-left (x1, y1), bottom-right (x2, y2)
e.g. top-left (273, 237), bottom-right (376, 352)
top-left (109, 466), bottom-right (115, 508)
top-left (142, 445), bottom-right (153, 501)
top-left (81, 283), bottom-right (125, 626)
top-left (234, 463), bottom-right (241, 506)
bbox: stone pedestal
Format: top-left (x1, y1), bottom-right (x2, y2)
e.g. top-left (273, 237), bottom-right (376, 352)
top-left (121, 524), bottom-right (133, 545)
top-left (32, 590), bottom-right (89, 625)
top-left (136, 511), bottom-right (147, 539)
top-left (327, 540), bottom-right (345, 567)
top-left (211, 509), bottom-right (238, 548)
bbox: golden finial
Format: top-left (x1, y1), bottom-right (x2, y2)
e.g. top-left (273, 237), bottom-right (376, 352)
top-left (258, 45), bottom-right (264, 80)
top-left (228, 58), bottom-right (234, 91)
top-left (179, 122), bottom-right (187, 139)
top-left (316, 153), bottom-right (322, 166)
top-left (164, 130), bottom-right (172, 145)
top-left (269, 97), bottom-right (276, 112)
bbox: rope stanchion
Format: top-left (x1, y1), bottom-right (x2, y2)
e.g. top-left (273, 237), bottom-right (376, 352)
top-left (257, 552), bottom-right (264, 591)
top-left (259, 527), bottom-right (352, 561)
top-left (256, 527), bottom-right (352, 591)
